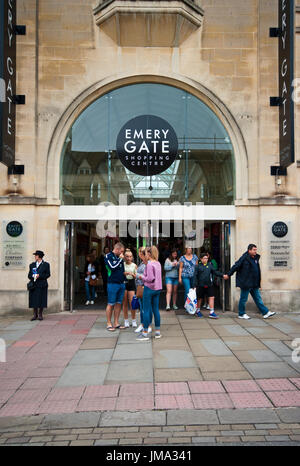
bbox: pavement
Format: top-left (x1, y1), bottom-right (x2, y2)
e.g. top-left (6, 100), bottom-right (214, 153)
top-left (0, 307), bottom-right (300, 446)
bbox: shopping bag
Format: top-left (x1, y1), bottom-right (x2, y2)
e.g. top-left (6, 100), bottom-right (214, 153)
top-left (131, 295), bottom-right (140, 310)
top-left (184, 288), bottom-right (197, 315)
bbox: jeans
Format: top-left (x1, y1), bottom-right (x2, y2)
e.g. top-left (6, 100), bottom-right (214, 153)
top-left (85, 281), bottom-right (95, 301)
top-left (107, 283), bottom-right (126, 305)
top-left (138, 298), bottom-right (144, 326)
top-left (182, 277), bottom-right (193, 301)
top-left (143, 286), bottom-right (161, 330)
top-left (238, 288), bottom-right (269, 316)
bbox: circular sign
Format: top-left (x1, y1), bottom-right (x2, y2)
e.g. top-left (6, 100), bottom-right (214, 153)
top-left (272, 221), bottom-right (288, 238)
top-left (116, 115), bottom-right (178, 176)
top-left (6, 221), bottom-right (23, 238)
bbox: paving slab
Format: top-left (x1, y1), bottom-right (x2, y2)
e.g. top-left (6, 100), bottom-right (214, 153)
top-left (87, 328), bottom-right (122, 338)
top-left (201, 371), bottom-right (253, 381)
top-left (223, 336), bottom-right (267, 351)
top-left (112, 343), bottom-right (152, 361)
top-left (39, 412), bottom-right (101, 430)
top-left (69, 349), bottom-right (114, 365)
top-left (275, 408), bottom-right (300, 423)
top-left (218, 408), bottom-right (280, 424)
top-left (105, 360), bottom-right (153, 384)
top-left (247, 350), bottom-right (282, 362)
top-left (153, 349), bottom-right (197, 369)
top-left (55, 364), bottom-right (109, 387)
top-left (213, 325), bottom-right (250, 337)
top-left (200, 339), bottom-right (233, 356)
top-left (167, 409), bottom-right (219, 425)
top-left (261, 340), bottom-right (293, 357)
top-left (154, 368), bottom-right (203, 382)
top-left (196, 356), bottom-right (244, 372)
top-left (100, 410), bottom-right (166, 426)
top-left (244, 362), bottom-right (300, 379)
top-left (79, 338), bottom-right (117, 350)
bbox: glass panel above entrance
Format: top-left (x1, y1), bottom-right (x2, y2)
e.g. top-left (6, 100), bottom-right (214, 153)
top-left (61, 83), bottom-right (235, 206)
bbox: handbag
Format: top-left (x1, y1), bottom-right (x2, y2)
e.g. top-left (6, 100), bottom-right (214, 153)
top-left (136, 285), bottom-right (144, 299)
top-left (131, 295), bottom-right (140, 310)
top-left (89, 277), bottom-right (98, 287)
top-left (27, 280), bottom-right (35, 291)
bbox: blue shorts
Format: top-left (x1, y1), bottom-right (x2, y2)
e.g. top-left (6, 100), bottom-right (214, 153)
top-left (165, 277), bottom-right (179, 286)
top-left (107, 283), bottom-right (126, 305)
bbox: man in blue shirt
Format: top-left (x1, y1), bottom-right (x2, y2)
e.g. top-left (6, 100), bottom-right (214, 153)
top-left (224, 244), bottom-right (276, 320)
top-left (105, 242), bottom-right (126, 331)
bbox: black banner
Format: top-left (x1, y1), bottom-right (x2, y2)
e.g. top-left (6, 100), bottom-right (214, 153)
top-left (278, 0), bottom-right (295, 168)
top-left (0, 0), bottom-right (16, 167)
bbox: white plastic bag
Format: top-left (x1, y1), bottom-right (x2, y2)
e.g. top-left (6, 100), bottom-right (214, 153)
top-left (184, 288), bottom-right (197, 315)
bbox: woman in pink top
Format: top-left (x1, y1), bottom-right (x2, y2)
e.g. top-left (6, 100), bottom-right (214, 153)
top-left (136, 246), bottom-right (162, 341)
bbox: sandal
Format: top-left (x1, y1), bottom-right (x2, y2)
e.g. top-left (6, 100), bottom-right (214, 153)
top-left (114, 324), bottom-right (126, 330)
top-left (106, 326), bottom-right (115, 332)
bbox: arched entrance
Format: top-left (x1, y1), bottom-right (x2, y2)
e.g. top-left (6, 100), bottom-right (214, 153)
top-left (47, 75), bottom-right (248, 311)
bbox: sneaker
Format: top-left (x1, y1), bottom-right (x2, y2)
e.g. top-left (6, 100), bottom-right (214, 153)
top-left (206, 304), bottom-right (210, 310)
top-left (132, 320), bottom-right (137, 328)
top-left (196, 310), bottom-right (203, 318)
top-left (238, 314), bottom-right (251, 320)
top-left (209, 311), bottom-right (219, 319)
top-left (148, 326), bottom-right (152, 333)
top-left (90, 301), bottom-right (94, 305)
top-left (166, 306), bottom-right (171, 311)
top-left (85, 301), bottom-right (90, 305)
top-left (124, 320), bottom-right (130, 328)
top-left (263, 311), bottom-right (276, 319)
top-left (135, 324), bottom-right (144, 333)
top-left (155, 332), bottom-right (162, 339)
top-left (136, 333), bottom-right (150, 341)
top-left (173, 305), bottom-right (178, 310)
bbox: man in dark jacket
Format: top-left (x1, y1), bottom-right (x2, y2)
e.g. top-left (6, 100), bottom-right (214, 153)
top-left (192, 253), bottom-right (225, 319)
top-left (224, 244), bottom-right (275, 320)
top-left (28, 250), bottom-right (50, 321)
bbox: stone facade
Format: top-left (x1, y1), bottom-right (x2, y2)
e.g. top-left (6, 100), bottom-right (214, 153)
top-left (0, 0), bottom-right (300, 313)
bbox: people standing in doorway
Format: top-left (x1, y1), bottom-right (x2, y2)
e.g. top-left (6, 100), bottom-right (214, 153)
top-left (193, 253), bottom-right (226, 319)
top-left (224, 244), bottom-right (276, 320)
top-left (100, 246), bottom-right (110, 296)
top-left (28, 250), bottom-right (51, 321)
top-left (84, 254), bottom-right (99, 305)
top-left (136, 246), bottom-right (162, 341)
top-left (179, 247), bottom-right (198, 302)
top-left (123, 249), bottom-right (138, 328)
top-left (105, 242), bottom-right (126, 331)
top-left (164, 249), bottom-right (179, 310)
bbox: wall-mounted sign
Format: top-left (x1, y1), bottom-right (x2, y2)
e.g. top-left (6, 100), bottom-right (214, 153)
top-left (278, 0), bottom-right (294, 167)
top-left (2, 220), bottom-right (26, 269)
top-left (6, 220), bottom-right (23, 237)
top-left (0, 0), bottom-right (16, 167)
top-left (116, 115), bottom-right (178, 176)
top-left (268, 221), bottom-right (292, 270)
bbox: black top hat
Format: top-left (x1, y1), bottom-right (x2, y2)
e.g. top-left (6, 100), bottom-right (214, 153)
top-left (33, 250), bottom-right (44, 258)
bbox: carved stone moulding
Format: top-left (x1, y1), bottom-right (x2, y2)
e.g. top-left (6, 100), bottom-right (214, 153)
top-left (93, 0), bottom-right (204, 47)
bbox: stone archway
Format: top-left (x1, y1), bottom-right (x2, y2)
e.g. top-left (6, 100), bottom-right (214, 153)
top-left (46, 72), bottom-right (248, 203)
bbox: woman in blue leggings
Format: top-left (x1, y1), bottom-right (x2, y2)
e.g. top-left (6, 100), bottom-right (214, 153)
top-left (179, 247), bottom-right (198, 302)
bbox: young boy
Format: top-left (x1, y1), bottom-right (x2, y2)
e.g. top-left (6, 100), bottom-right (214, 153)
top-left (192, 253), bottom-right (226, 319)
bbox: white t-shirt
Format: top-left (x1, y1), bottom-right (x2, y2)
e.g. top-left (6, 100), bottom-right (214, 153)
top-left (85, 263), bottom-right (96, 282)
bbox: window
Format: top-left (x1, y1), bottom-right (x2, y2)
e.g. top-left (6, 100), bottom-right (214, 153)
top-left (61, 83), bottom-right (235, 206)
